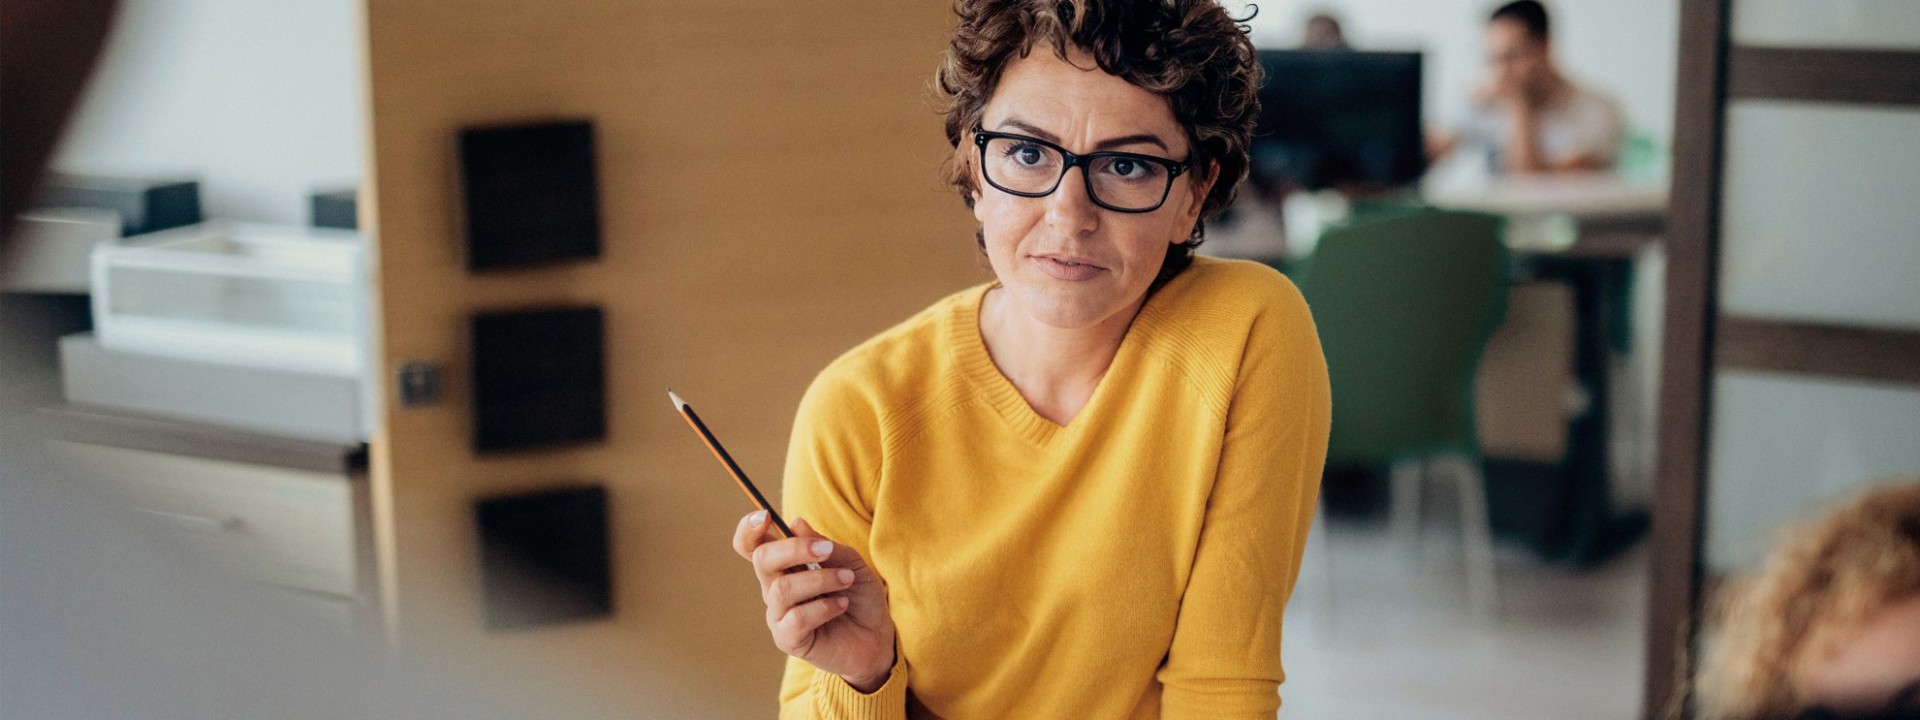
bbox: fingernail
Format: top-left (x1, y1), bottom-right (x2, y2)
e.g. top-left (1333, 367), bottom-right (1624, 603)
top-left (836, 569), bottom-right (854, 584)
top-left (811, 540), bottom-right (833, 557)
top-left (749, 511), bottom-right (766, 525)
top-left (837, 596), bottom-right (850, 609)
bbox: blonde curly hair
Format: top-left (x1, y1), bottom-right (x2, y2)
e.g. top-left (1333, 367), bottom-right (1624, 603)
top-left (1696, 480), bottom-right (1920, 720)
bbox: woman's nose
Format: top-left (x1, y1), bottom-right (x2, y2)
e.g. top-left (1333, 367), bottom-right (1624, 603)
top-left (1043, 166), bottom-right (1100, 238)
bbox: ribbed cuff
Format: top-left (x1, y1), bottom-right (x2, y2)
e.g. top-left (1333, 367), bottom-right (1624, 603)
top-left (810, 655), bottom-right (908, 720)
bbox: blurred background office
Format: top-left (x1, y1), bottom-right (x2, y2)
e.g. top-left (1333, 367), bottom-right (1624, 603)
top-left (2, 1), bottom-right (1915, 719)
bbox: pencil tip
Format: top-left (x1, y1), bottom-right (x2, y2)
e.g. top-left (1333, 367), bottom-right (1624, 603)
top-left (667, 389), bottom-right (686, 410)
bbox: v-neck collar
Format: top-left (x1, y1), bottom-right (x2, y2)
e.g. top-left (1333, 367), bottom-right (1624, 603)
top-left (947, 281), bottom-right (1163, 447)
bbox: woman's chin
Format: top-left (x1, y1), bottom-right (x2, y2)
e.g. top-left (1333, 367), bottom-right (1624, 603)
top-left (1007, 283), bottom-right (1122, 330)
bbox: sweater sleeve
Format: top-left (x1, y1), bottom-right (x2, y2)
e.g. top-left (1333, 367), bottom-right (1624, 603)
top-left (776, 365), bottom-right (910, 720)
top-left (1156, 280), bottom-right (1332, 718)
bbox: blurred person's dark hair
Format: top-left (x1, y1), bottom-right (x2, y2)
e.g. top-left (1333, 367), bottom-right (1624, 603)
top-left (1489, 0), bottom-right (1549, 42)
top-left (1697, 481), bottom-right (1920, 720)
top-left (933, 0), bottom-right (1263, 287)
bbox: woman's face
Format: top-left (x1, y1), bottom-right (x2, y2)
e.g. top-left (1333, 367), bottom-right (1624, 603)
top-left (970, 48), bottom-right (1213, 330)
top-left (1801, 592), bottom-right (1920, 714)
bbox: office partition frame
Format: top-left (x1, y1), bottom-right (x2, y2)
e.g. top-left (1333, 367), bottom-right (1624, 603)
top-left (1642, 2), bottom-right (1920, 718)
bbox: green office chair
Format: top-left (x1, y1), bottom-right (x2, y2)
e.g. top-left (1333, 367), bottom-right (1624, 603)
top-left (1298, 208), bottom-right (1510, 616)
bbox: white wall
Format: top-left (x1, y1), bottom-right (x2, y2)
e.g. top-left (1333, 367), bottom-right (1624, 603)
top-left (1706, 373), bottom-right (1920, 573)
top-left (1705, 15), bottom-right (1920, 570)
top-left (1720, 102), bottom-right (1920, 331)
top-left (1735, 0), bottom-right (1920, 50)
top-left (52, 0), bottom-right (364, 226)
top-left (52, 0), bottom-right (1674, 224)
top-left (1230, 0), bottom-right (1679, 145)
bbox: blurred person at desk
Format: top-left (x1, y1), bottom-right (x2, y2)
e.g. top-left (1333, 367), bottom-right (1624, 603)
top-left (1300, 11), bottom-right (1350, 51)
top-left (729, 0), bottom-right (1331, 718)
top-left (1429, 0), bottom-right (1626, 175)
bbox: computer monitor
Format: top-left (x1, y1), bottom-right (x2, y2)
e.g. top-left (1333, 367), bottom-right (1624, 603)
top-left (1249, 50), bottom-right (1425, 192)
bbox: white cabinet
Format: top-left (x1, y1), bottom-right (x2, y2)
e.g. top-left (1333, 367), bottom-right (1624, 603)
top-left (41, 406), bottom-right (376, 631)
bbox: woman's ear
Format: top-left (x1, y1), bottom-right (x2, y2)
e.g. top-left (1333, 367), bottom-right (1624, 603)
top-left (1171, 160), bottom-right (1218, 243)
top-left (1184, 160), bottom-right (1219, 221)
top-left (965, 150), bottom-right (987, 220)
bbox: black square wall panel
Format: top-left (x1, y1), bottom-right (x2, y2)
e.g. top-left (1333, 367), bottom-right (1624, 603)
top-left (459, 120), bottom-right (602, 271)
top-left (471, 305), bottom-right (606, 453)
top-left (311, 188), bottom-right (357, 230)
top-left (476, 484), bottom-right (612, 630)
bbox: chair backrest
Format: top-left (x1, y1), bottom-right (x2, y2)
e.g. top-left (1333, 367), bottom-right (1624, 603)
top-left (1298, 209), bottom-right (1509, 465)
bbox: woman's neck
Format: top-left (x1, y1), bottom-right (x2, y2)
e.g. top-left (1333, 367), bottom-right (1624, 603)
top-left (978, 285), bottom-right (1146, 425)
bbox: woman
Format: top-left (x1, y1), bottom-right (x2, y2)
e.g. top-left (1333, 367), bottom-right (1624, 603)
top-left (1697, 481), bottom-right (1920, 720)
top-left (730, 1), bottom-right (1330, 717)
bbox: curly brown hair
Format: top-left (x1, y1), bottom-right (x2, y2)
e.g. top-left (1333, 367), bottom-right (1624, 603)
top-left (932, 0), bottom-right (1262, 286)
top-left (1696, 480), bottom-right (1920, 720)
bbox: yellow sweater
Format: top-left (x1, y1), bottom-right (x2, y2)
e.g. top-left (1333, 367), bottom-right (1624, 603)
top-left (777, 257), bottom-right (1331, 719)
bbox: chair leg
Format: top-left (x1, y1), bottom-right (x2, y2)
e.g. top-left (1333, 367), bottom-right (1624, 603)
top-left (1389, 459), bottom-right (1424, 562)
top-left (1441, 455), bottom-right (1499, 618)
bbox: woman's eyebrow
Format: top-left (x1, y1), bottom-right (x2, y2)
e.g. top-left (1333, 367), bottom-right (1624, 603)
top-left (994, 117), bottom-right (1170, 152)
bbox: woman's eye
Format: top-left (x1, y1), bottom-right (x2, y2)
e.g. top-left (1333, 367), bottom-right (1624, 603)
top-left (1012, 145), bottom-right (1045, 166)
top-left (1104, 157), bottom-right (1160, 180)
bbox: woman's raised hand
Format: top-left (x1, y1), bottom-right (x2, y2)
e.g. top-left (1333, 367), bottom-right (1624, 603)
top-left (732, 512), bottom-right (897, 693)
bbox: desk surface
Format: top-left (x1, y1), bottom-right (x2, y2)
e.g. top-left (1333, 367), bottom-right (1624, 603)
top-left (1205, 173), bottom-right (1670, 264)
top-left (1423, 172), bottom-right (1670, 221)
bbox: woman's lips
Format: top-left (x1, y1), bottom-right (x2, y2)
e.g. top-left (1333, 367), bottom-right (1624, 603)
top-left (1034, 255), bottom-right (1104, 282)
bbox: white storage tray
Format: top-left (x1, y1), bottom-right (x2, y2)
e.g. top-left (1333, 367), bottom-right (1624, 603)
top-left (90, 222), bottom-right (369, 376)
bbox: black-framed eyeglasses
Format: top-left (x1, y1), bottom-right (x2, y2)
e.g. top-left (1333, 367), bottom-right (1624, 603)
top-left (972, 129), bottom-right (1190, 213)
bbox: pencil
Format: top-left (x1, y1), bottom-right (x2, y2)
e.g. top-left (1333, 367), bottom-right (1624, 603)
top-left (668, 389), bottom-right (821, 571)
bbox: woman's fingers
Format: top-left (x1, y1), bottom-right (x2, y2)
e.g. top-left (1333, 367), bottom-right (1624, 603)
top-left (773, 596), bottom-right (852, 652)
top-left (736, 514), bottom-right (862, 659)
top-left (751, 532), bottom-right (836, 587)
top-left (765, 567), bottom-right (856, 613)
top-left (789, 517), bottom-right (860, 568)
top-left (731, 510), bottom-right (770, 561)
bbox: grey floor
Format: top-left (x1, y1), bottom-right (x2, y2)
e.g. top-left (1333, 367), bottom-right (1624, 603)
top-left (1279, 518), bottom-right (1649, 719)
